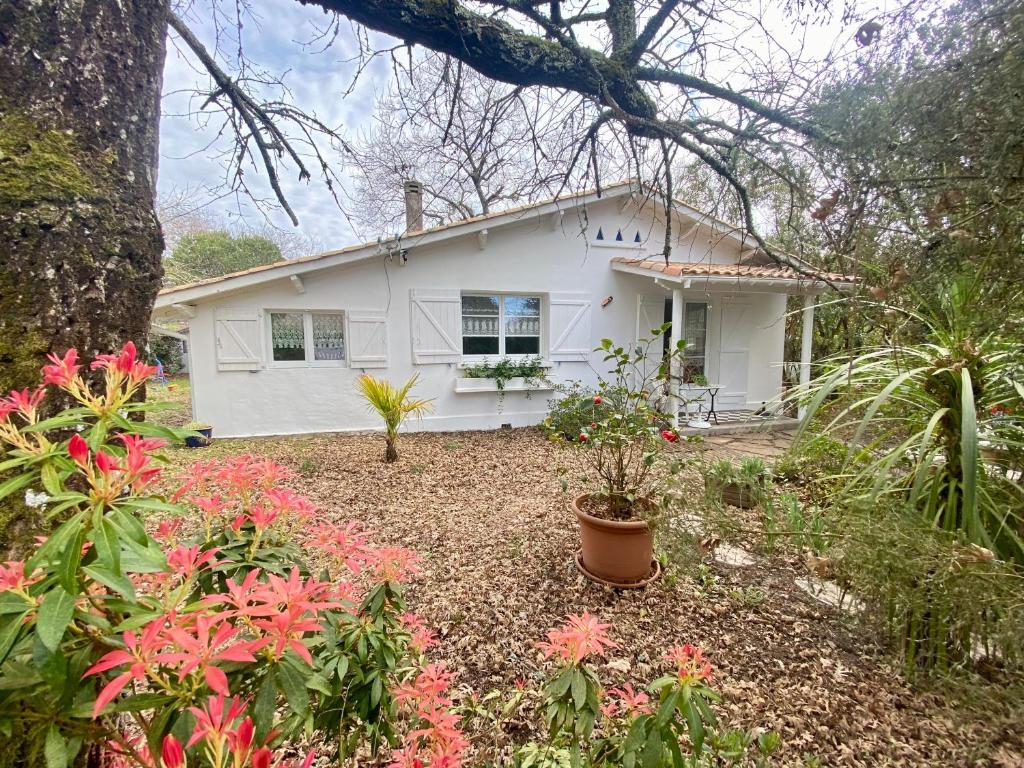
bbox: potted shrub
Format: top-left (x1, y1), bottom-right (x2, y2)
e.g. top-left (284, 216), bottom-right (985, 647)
top-left (705, 457), bottom-right (770, 509)
top-left (569, 326), bottom-right (688, 587)
top-left (183, 420), bottom-right (213, 448)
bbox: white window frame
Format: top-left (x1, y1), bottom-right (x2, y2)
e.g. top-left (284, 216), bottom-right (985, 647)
top-left (266, 310), bottom-right (347, 368)
top-left (460, 292), bottom-right (545, 361)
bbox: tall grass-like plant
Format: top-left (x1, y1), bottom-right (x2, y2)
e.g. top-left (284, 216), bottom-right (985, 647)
top-left (796, 277), bottom-right (1023, 564)
top-left (356, 374), bottom-right (433, 462)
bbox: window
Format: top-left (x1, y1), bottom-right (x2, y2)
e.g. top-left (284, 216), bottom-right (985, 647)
top-left (462, 294), bottom-right (541, 356)
top-left (682, 302), bottom-right (707, 381)
top-left (269, 311), bottom-right (345, 364)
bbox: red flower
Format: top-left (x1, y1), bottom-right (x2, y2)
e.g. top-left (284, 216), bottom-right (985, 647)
top-left (68, 434), bottom-right (89, 468)
top-left (0, 560), bottom-right (43, 593)
top-left (3, 387), bottom-right (46, 420)
top-left (91, 341), bottom-right (158, 385)
top-left (537, 612), bottom-right (617, 665)
top-left (579, 433), bottom-right (588, 442)
top-left (593, 396), bottom-right (603, 405)
top-left (590, 422), bottom-right (598, 429)
top-left (660, 429), bottom-right (679, 443)
top-left (161, 735), bottom-right (185, 768)
top-left (664, 644), bottom-right (712, 684)
top-left (41, 348), bottom-right (81, 388)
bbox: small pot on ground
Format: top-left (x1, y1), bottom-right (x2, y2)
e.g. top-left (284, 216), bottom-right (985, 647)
top-left (184, 424), bottom-right (213, 448)
top-left (707, 480), bottom-right (758, 509)
top-left (573, 494), bottom-right (656, 586)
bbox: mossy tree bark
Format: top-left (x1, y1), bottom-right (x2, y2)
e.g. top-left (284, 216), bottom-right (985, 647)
top-left (0, 1), bottom-right (170, 554)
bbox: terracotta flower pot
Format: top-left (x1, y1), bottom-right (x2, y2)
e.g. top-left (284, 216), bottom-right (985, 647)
top-left (573, 494), bottom-right (655, 586)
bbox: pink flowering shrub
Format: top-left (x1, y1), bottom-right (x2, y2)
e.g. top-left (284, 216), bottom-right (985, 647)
top-left (531, 613), bottom-right (780, 768)
top-left (0, 344), bottom-right (458, 768)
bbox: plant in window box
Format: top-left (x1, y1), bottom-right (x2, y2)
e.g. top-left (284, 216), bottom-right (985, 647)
top-left (356, 374), bottom-right (433, 462)
top-left (462, 355), bottom-right (548, 390)
top-left (704, 458), bottom-right (771, 509)
top-left (570, 325), bottom-right (690, 587)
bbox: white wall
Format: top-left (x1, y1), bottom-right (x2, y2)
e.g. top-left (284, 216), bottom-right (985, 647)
top-left (184, 198), bottom-right (790, 438)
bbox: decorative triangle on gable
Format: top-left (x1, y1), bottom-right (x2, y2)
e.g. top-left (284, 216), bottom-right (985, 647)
top-left (596, 227), bottom-right (604, 240)
top-left (615, 229), bottom-right (623, 241)
top-left (634, 231), bottom-right (642, 243)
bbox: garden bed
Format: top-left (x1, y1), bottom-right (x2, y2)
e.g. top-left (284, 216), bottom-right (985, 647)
top-left (162, 428), bottom-right (1022, 767)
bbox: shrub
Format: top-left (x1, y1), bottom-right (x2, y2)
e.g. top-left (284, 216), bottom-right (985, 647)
top-left (571, 327), bottom-right (689, 518)
top-left (0, 344), bottom-right (450, 767)
top-left (832, 501), bottom-right (1024, 676)
top-left (544, 382), bottom-right (612, 441)
top-left (356, 374), bottom-right (433, 462)
top-left (532, 613), bottom-right (781, 767)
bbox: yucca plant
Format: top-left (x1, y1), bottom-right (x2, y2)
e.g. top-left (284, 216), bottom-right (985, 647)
top-left (356, 374), bottom-right (433, 462)
top-left (795, 276), bottom-right (1024, 564)
top-left (793, 276), bottom-right (1023, 672)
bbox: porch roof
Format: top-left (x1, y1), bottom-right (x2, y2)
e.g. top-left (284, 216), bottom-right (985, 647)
top-left (610, 257), bottom-right (857, 293)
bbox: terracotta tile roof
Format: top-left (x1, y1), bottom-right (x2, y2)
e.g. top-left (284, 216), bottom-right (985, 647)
top-left (610, 257), bottom-right (857, 284)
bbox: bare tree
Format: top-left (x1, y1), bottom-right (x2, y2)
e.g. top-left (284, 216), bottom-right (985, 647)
top-left (346, 54), bottom-right (587, 233)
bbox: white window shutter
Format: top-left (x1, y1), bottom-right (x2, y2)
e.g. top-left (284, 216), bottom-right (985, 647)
top-left (410, 289), bottom-right (461, 364)
top-left (214, 308), bottom-right (263, 371)
top-left (549, 292), bottom-right (592, 361)
top-left (637, 295), bottom-right (666, 376)
top-left (347, 311), bottom-right (389, 368)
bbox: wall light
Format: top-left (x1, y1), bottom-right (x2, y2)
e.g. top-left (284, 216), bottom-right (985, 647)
top-left (601, 296), bottom-right (613, 307)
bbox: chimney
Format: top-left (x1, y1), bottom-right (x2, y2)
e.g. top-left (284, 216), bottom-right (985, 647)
top-left (403, 179), bottom-right (424, 233)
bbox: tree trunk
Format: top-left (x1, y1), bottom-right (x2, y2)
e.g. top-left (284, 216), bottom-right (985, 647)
top-left (384, 436), bottom-right (398, 463)
top-left (0, 0), bottom-right (170, 549)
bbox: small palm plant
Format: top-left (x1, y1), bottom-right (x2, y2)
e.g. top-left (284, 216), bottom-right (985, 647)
top-left (356, 374), bottom-right (433, 463)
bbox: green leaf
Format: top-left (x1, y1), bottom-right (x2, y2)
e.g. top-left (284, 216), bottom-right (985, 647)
top-left (959, 367), bottom-right (979, 543)
top-left (57, 526), bottom-right (84, 594)
top-left (253, 670), bottom-right (278, 740)
top-left (44, 725), bottom-right (67, 768)
top-left (276, 659), bottom-right (309, 716)
top-left (40, 462), bottom-right (64, 497)
top-left (83, 565), bottom-right (135, 600)
top-left (90, 511), bottom-right (121, 573)
top-left (640, 727), bottom-right (663, 768)
top-left (0, 473), bottom-right (33, 504)
top-left (36, 586), bottom-right (75, 652)
top-left (570, 670), bottom-right (587, 710)
top-left (0, 610), bottom-right (29, 665)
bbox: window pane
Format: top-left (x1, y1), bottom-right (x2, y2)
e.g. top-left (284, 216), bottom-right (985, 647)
top-left (684, 303), bottom-right (707, 357)
top-left (462, 295), bottom-right (499, 353)
top-left (504, 296), bottom-right (540, 317)
top-left (462, 295), bottom-right (499, 315)
top-left (506, 336), bottom-right (540, 355)
top-left (463, 336), bottom-right (499, 355)
top-left (312, 314), bottom-right (345, 361)
top-left (271, 313), bottom-right (306, 361)
top-left (504, 295), bottom-right (540, 338)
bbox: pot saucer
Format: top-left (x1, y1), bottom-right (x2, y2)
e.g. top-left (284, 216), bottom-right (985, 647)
top-left (574, 552), bottom-right (661, 589)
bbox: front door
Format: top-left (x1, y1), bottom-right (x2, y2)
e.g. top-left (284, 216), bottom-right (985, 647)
top-left (717, 300), bottom-right (751, 409)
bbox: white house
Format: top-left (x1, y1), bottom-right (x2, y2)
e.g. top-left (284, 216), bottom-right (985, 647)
top-left (152, 181), bottom-right (854, 438)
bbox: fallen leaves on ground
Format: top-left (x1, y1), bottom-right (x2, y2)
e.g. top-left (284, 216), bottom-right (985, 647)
top-left (164, 428), bottom-right (1023, 767)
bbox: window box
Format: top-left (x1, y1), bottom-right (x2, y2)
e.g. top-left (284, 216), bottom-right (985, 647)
top-left (454, 377), bottom-right (555, 394)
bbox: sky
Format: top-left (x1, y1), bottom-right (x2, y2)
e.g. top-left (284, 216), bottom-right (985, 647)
top-left (159, 1), bottom-right (387, 250)
top-left (156, 1), bottom-right (891, 256)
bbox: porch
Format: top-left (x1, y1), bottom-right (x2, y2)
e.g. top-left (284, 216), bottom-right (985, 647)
top-left (611, 257), bottom-right (857, 430)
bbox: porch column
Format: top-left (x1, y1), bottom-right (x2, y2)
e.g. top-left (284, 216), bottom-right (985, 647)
top-left (798, 294), bottom-right (815, 420)
top-left (670, 287), bottom-right (684, 428)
